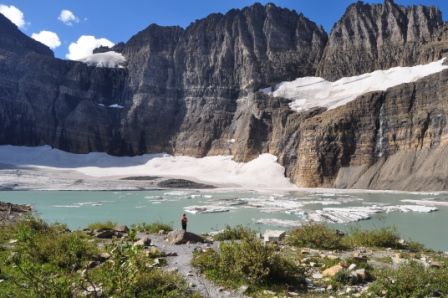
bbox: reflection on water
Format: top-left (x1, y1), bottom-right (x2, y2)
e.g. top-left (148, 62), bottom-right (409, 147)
top-left (1, 190), bottom-right (447, 251)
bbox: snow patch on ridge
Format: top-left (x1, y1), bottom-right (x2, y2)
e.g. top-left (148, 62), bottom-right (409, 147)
top-left (0, 145), bottom-right (295, 189)
top-left (261, 59), bottom-right (448, 112)
top-left (81, 51), bottom-right (126, 68)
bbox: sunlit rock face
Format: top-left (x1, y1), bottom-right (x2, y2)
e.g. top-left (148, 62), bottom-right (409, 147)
top-left (1, 1), bottom-right (448, 191)
top-left (317, 0), bottom-right (447, 81)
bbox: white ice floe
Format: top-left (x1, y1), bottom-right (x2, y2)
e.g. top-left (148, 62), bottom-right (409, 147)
top-left (243, 197), bottom-right (304, 214)
top-left (0, 145), bottom-right (295, 189)
top-left (255, 218), bottom-right (302, 227)
top-left (184, 205), bottom-right (233, 214)
top-left (164, 191), bottom-right (192, 196)
top-left (81, 51), bottom-right (126, 68)
top-left (385, 205), bottom-right (438, 213)
top-left (401, 199), bottom-right (448, 207)
top-left (306, 205), bottom-right (438, 224)
top-left (261, 59), bottom-right (448, 112)
top-left (53, 201), bottom-right (104, 208)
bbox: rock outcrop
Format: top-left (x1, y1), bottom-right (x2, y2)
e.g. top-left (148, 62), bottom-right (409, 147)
top-left (0, 201), bottom-right (31, 224)
top-left (167, 229), bottom-right (205, 245)
top-left (1, 1), bottom-right (448, 191)
top-left (317, 0), bottom-right (447, 80)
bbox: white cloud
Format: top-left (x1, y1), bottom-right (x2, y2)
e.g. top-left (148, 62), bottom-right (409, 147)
top-left (58, 9), bottom-right (79, 26)
top-left (0, 4), bottom-right (25, 28)
top-left (31, 30), bottom-right (61, 49)
top-left (66, 35), bottom-right (114, 60)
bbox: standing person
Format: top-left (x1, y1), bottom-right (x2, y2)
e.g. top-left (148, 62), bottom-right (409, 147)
top-left (181, 213), bottom-right (188, 231)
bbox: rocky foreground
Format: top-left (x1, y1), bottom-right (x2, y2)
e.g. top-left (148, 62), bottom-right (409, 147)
top-left (1, 215), bottom-right (447, 297)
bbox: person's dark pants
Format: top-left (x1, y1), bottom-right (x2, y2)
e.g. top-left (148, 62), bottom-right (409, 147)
top-left (182, 223), bottom-right (187, 231)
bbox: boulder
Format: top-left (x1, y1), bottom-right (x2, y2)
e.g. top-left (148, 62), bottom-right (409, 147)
top-left (322, 264), bottom-right (344, 277)
top-left (94, 229), bottom-right (115, 239)
top-left (98, 252), bottom-right (111, 261)
top-left (114, 224), bottom-right (129, 233)
top-left (355, 268), bottom-right (368, 281)
top-left (133, 236), bottom-right (151, 247)
top-left (167, 229), bottom-right (204, 245)
top-left (144, 246), bottom-right (163, 257)
top-left (263, 230), bottom-right (286, 243)
top-left (238, 285), bottom-right (249, 294)
top-left (312, 273), bottom-right (323, 279)
top-left (87, 261), bottom-right (100, 269)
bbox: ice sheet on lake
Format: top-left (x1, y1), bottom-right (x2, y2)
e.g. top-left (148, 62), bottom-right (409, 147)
top-left (261, 59), bottom-right (447, 112)
top-left (255, 218), bottom-right (302, 227)
top-left (184, 205), bottom-right (234, 214)
top-left (306, 205), bottom-right (438, 224)
top-left (53, 201), bottom-right (104, 208)
top-left (401, 199), bottom-right (448, 207)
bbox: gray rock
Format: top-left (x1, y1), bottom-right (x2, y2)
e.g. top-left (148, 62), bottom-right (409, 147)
top-left (113, 224), bottom-right (129, 233)
top-left (263, 230), bottom-right (286, 243)
top-left (133, 236), bottom-right (151, 247)
top-left (98, 252), bottom-right (111, 261)
top-left (354, 268), bottom-right (368, 282)
top-left (157, 179), bottom-right (215, 189)
top-left (94, 229), bottom-right (115, 239)
top-left (167, 229), bottom-right (204, 245)
top-left (238, 285), bottom-right (249, 294)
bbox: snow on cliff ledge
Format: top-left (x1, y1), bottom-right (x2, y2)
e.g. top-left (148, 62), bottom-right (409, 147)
top-left (0, 145), bottom-right (295, 189)
top-left (81, 51), bottom-right (126, 68)
top-left (261, 59), bottom-right (448, 112)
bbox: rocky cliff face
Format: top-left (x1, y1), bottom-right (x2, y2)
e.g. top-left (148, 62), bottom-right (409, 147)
top-left (317, 0), bottom-right (447, 80)
top-left (0, 13), bottom-right (128, 154)
top-left (115, 3), bottom-right (327, 156)
top-left (1, 1), bottom-right (448, 191)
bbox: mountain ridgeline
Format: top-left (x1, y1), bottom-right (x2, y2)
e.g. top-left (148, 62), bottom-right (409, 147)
top-left (1, 0), bottom-right (448, 190)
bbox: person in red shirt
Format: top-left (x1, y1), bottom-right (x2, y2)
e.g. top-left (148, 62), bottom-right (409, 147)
top-left (181, 213), bottom-right (188, 231)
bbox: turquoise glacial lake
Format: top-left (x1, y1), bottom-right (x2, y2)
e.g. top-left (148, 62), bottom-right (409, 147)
top-left (1, 190), bottom-right (447, 251)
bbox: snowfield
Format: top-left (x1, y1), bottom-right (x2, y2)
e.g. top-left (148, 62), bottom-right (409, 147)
top-left (81, 51), bottom-right (126, 68)
top-left (261, 58), bottom-right (448, 112)
top-left (0, 145), bottom-right (295, 189)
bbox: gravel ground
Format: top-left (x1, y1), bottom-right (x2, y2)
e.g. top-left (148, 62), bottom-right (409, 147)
top-left (150, 234), bottom-right (247, 298)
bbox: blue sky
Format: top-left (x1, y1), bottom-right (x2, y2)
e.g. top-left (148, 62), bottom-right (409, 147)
top-left (2, 0), bottom-right (447, 59)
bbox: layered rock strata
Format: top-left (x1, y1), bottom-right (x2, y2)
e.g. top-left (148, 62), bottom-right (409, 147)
top-left (1, 1), bottom-right (448, 190)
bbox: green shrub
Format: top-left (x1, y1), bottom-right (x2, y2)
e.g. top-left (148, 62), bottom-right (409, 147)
top-left (192, 237), bottom-right (305, 291)
top-left (334, 269), bottom-right (357, 285)
top-left (343, 227), bottom-right (401, 248)
top-left (213, 225), bottom-right (255, 241)
top-left (131, 222), bottom-right (173, 234)
top-left (0, 217), bottom-right (195, 298)
top-left (367, 261), bottom-right (448, 297)
top-left (0, 218), bottom-right (97, 297)
top-left (406, 240), bottom-right (427, 252)
top-left (87, 220), bottom-right (117, 230)
top-left (286, 223), bottom-right (346, 250)
top-left (30, 231), bottom-right (97, 269)
top-left (88, 240), bottom-right (193, 297)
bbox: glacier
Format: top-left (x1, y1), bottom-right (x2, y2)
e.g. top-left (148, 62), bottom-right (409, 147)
top-left (261, 58), bottom-right (448, 112)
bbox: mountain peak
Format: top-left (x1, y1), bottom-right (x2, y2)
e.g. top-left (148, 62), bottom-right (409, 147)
top-left (0, 13), bottom-right (53, 57)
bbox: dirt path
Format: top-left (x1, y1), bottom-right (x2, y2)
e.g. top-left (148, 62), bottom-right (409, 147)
top-left (150, 235), bottom-right (247, 298)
